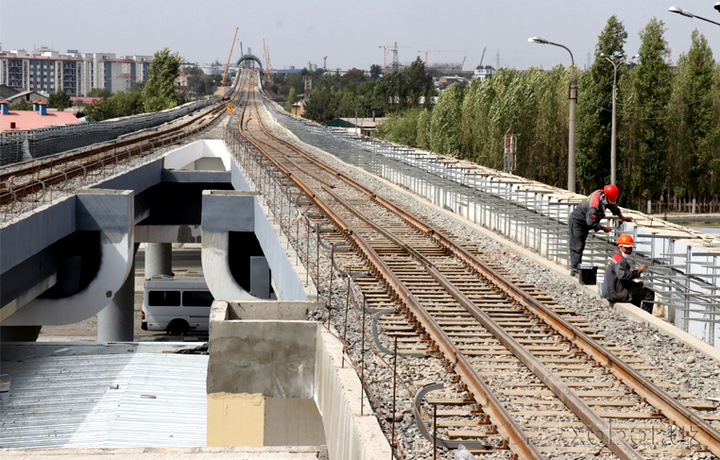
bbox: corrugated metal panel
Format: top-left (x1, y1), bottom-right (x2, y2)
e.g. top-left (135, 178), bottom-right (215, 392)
top-left (0, 350), bottom-right (207, 449)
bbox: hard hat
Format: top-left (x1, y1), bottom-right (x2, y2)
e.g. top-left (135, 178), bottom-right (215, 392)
top-left (616, 234), bottom-right (635, 247)
top-left (603, 184), bottom-right (619, 203)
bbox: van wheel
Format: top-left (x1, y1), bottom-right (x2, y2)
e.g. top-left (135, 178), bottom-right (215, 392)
top-left (167, 320), bottom-right (189, 336)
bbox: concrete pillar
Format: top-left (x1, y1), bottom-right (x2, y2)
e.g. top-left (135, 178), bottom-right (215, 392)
top-left (97, 243), bottom-right (139, 343)
top-left (145, 242), bottom-right (172, 277)
top-left (250, 256), bottom-right (270, 299)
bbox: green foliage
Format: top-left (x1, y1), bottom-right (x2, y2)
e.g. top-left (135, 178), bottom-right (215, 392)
top-left (369, 16), bottom-right (720, 208)
top-left (667, 30), bottom-right (717, 198)
top-left (576, 15), bottom-right (628, 192)
top-left (84, 90), bottom-right (143, 121)
top-left (87, 88), bottom-right (112, 98)
top-left (374, 58), bottom-right (435, 112)
top-left (302, 87), bottom-right (338, 123)
top-left (10, 100), bottom-right (33, 111)
top-left (142, 47), bottom-right (182, 112)
top-left (185, 66), bottom-right (220, 98)
top-left (373, 108), bottom-right (422, 146)
top-left (416, 109), bottom-right (431, 149)
top-left (285, 87), bottom-right (297, 112)
top-left (48, 90), bottom-right (72, 110)
top-left (429, 84), bottom-right (465, 155)
top-left (632, 19), bottom-right (672, 201)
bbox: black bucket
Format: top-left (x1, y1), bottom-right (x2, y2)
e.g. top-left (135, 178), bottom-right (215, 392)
top-left (578, 264), bottom-right (597, 285)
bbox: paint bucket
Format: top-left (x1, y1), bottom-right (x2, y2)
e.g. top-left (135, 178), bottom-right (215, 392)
top-left (0, 374), bottom-right (10, 402)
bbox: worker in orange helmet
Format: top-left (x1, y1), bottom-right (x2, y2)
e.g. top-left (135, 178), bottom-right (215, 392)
top-left (568, 184), bottom-right (632, 277)
top-left (601, 234), bottom-right (655, 312)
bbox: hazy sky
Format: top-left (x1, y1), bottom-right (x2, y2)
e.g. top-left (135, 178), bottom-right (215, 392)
top-left (3, 1), bottom-right (720, 72)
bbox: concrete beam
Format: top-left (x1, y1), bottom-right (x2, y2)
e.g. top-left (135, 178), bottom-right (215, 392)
top-left (201, 190), bottom-right (257, 301)
top-left (3, 189), bottom-right (134, 326)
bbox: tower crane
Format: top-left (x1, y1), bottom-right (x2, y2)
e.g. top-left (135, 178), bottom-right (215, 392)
top-left (417, 49), bottom-right (463, 68)
top-left (221, 27), bottom-right (239, 86)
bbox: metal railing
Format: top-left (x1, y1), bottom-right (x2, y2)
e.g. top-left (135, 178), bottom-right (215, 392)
top-left (266, 104), bottom-right (720, 350)
top-left (0, 98), bottom-right (220, 166)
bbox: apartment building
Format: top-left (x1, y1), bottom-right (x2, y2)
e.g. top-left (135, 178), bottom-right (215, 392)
top-left (0, 47), bottom-right (152, 96)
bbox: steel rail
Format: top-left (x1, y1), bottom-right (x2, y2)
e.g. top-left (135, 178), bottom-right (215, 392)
top-left (0, 103), bottom-right (225, 205)
top-left (383, 197), bottom-right (720, 457)
top-left (325, 186), bottom-right (644, 460)
top-left (238, 91), bottom-right (543, 460)
top-left (240, 76), bottom-right (720, 456)
top-left (264, 110), bottom-right (720, 455)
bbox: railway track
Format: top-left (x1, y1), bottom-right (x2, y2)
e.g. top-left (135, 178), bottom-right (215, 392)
top-left (232, 71), bottom-right (720, 459)
top-left (0, 97), bottom-right (227, 215)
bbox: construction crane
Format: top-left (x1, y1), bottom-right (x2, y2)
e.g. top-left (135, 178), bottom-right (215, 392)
top-left (221, 27), bottom-right (239, 86)
top-left (378, 43), bottom-right (413, 72)
top-left (417, 49), bottom-right (463, 68)
top-left (262, 39), bottom-right (271, 83)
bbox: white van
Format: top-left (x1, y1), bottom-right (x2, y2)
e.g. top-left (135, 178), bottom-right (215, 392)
top-left (141, 271), bottom-right (214, 336)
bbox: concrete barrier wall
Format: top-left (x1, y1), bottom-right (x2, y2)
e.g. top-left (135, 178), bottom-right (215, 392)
top-left (207, 301), bottom-right (392, 458)
top-left (314, 328), bottom-right (392, 460)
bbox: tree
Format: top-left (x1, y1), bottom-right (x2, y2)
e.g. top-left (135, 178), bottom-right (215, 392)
top-left (416, 109), bottom-right (431, 149)
top-left (344, 68), bottom-right (367, 83)
top-left (335, 89), bottom-right (362, 117)
top-left (429, 84), bottom-right (465, 155)
top-left (284, 87), bottom-right (297, 112)
top-left (374, 58), bottom-right (435, 112)
top-left (370, 64), bottom-right (383, 80)
top-left (576, 15), bottom-right (628, 192)
top-left (48, 90), bottom-right (72, 110)
top-left (84, 90), bottom-right (143, 121)
top-left (87, 88), bottom-right (112, 98)
top-left (632, 18), bottom-right (672, 206)
top-left (374, 108), bottom-right (422, 146)
top-left (302, 87), bottom-right (338, 123)
top-left (142, 47), bottom-right (182, 112)
top-left (404, 58), bottom-right (435, 109)
top-left (667, 30), bottom-right (716, 202)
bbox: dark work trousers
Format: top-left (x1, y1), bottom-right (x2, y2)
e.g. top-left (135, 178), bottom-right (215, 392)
top-left (628, 283), bottom-right (655, 312)
top-left (568, 218), bottom-right (589, 272)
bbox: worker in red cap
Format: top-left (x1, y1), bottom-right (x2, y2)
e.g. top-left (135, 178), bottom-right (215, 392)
top-left (568, 184), bottom-right (632, 277)
top-left (601, 234), bottom-right (655, 312)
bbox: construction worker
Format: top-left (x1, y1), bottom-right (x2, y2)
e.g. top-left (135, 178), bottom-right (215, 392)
top-left (568, 184), bottom-right (632, 276)
top-left (601, 234), bottom-right (655, 313)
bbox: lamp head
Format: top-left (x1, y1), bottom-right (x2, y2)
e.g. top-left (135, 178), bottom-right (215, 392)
top-left (528, 37), bottom-right (549, 45)
top-left (669, 6), bottom-right (695, 18)
top-left (715, 2), bottom-right (720, 13)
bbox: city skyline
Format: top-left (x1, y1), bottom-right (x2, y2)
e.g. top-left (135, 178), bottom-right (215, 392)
top-left (3, 1), bottom-right (720, 72)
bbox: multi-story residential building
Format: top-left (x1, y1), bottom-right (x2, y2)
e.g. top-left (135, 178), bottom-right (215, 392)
top-left (0, 47), bottom-right (152, 96)
top-left (81, 53), bottom-right (152, 93)
top-left (0, 47), bottom-right (83, 96)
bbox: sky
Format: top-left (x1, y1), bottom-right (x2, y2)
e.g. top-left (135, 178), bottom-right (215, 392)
top-left (3, 1), bottom-right (720, 72)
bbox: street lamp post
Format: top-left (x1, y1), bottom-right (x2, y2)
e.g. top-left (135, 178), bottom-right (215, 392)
top-left (529, 37), bottom-right (577, 193)
top-left (600, 53), bottom-right (619, 186)
top-left (600, 53), bottom-right (638, 186)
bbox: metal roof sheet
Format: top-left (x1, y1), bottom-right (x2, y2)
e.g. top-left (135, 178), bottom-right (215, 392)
top-left (1, 348), bottom-right (207, 449)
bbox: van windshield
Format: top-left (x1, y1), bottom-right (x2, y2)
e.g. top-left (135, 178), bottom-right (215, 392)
top-left (183, 291), bottom-right (213, 306)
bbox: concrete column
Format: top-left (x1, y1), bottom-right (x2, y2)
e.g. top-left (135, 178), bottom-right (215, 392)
top-left (250, 256), bottom-right (270, 299)
top-left (145, 242), bottom-right (172, 277)
top-left (97, 243), bottom-right (139, 343)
